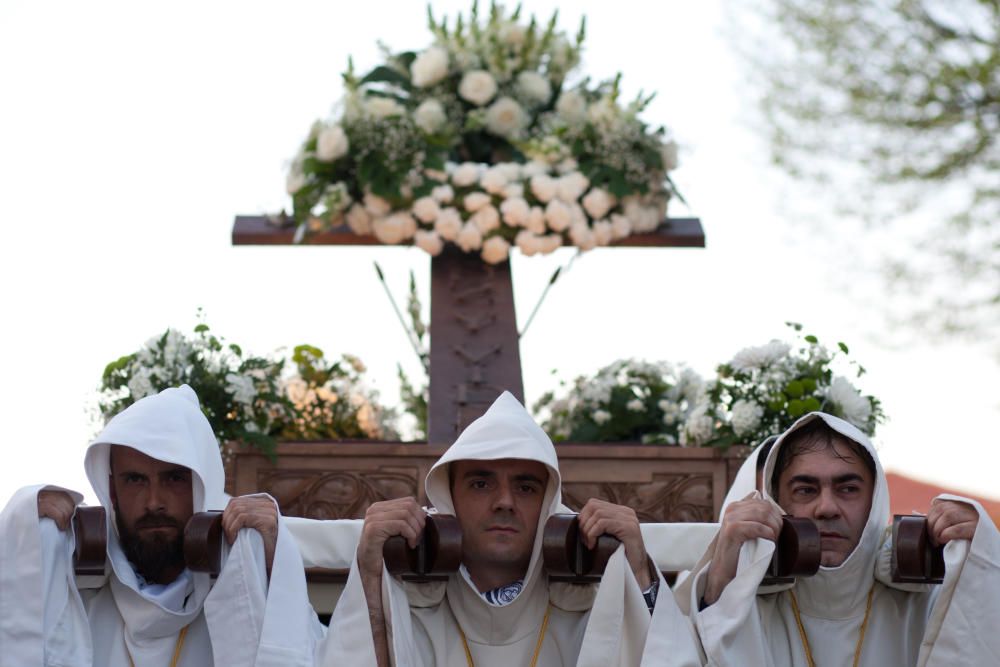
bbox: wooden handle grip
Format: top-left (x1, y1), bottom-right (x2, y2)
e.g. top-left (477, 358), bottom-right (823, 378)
top-left (383, 513), bottom-right (463, 582)
top-left (761, 516), bottom-right (821, 585)
top-left (72, 507), bottom-right (227, 577)
top-left (72, 506), bottom-right (107, 577)
top-left (542, 513), bottom-right (621, 583)
top-left (891, 514), bottom-right (945, 584)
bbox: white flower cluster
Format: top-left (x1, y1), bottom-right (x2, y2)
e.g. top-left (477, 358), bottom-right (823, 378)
top-left (332, 159), bottom-right (672, 264)
top-left (539, 359), bottom-right (704, 445)
top-left (285, 3), bottom-right (682, 261)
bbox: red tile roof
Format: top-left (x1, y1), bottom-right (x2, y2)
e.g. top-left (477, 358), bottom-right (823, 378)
top-left (886, 471), bottom-right (1000, 524)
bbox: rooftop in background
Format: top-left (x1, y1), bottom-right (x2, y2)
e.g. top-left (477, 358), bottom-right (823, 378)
top-left (886, 471), bottom-right (1000, 524)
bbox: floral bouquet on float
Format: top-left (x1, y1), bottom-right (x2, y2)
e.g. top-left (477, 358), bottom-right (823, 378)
top-left (284, 1), bottom-right (681, 263)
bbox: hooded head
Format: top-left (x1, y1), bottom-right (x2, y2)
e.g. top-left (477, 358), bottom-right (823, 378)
top-left (85, 385), bottom-right (227, 587)
top-left (761, 412), bottom-right (888, 613)
top-left (425, 391), bottom-right (563, 593)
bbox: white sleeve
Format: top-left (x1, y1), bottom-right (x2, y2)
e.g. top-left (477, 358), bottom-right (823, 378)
top-left (688, 537), bottom-right (774, 667)
top-left (918, 494), bottom-right (1000, 666)
top-left (0, 485), bottom-right (90, 667)
top-left (204, 501), bottom-right (324, 667)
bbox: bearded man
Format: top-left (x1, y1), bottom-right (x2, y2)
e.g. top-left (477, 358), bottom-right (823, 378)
top-left (318, 391), bottom-right (701, 667)
top-left (0, 385), bottom-right (323, 666)
top-left (677, 412), bottom-right (1000, 665)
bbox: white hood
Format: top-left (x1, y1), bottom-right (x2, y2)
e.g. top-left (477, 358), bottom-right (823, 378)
top-left (424, 391), bottom-right (564, 593)
top-left (761, 411), bottom-right (889, 616)
top-left (85, 384), bottom-right (227, 517)
top-left (83, 385), bottom-right (227, 644)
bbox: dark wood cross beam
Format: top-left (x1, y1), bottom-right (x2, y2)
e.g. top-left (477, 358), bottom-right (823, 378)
top-left (232, 216), bottom-right (704, 444)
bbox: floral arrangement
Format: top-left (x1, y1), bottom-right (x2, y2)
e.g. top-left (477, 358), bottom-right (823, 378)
top-left (285, 1), bottom-right (681, 263)
top-left (534, 359), bottom-right (704, 444)
top-left (283, 344), bottom-right (398, 441)
top-left (97, 320), bottom-right (395, 457)
top-left (680, 324), bottom-right (885, 448)
top-left (533, 325), bottom-right (884, 447)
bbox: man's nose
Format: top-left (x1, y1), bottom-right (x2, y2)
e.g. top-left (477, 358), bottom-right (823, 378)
top-left (492, 480), bottom-right (515, 511)
top-left (144, 481), bottom-right (167, 513)
top-left (813, 487), bottom-right (840, 519)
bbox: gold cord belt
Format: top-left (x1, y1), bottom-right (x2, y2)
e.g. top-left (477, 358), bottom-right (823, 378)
top-left (459, 604), bottom-right (551, 667)
top-left (127, 624), bottom-right (189, 667)
top-left (789, 584), bottom-right (875, 667)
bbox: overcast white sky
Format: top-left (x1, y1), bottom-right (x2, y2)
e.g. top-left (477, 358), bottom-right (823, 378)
top-left (2, 0), bottom-right (997, 507)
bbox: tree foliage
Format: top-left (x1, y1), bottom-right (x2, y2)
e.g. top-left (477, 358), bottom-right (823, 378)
top-left (731, 0), bottom-right (999, 339)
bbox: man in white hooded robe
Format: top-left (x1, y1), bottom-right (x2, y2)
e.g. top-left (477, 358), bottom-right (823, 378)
top-left (678, 411), bottom-right (1000, 666)
top-left (318, 391), bottom-right (702, 667)
top-left (0, 385), bottom-right (324, 667)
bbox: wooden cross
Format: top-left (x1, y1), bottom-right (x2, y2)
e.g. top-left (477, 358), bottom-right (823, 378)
top-left (232, 216), bottom-right (704, 443)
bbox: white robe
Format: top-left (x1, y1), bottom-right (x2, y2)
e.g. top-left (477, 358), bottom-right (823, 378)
top-left (683, 412), bottom-right (1000, 666)
top-left (0, 385), bottom-right (323, 666)
top-left (318, 391), bottom-right (702, 666)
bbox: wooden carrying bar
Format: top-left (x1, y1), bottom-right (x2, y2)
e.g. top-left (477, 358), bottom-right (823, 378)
top-left (72, 506), bottom-right (225, 576)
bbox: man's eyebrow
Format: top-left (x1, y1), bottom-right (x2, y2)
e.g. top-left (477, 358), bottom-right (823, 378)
top-left (787, 474), bottom-right (819, 486)
top-left (513, 474), bottom-right (545, 485)
top-left (833, 473), bottom-right (865, 485)
top-left (462, 469), bottom-right (497, 479)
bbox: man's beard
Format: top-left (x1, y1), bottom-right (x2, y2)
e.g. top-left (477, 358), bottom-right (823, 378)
top-left (115, 510), bottom-right (185, 584)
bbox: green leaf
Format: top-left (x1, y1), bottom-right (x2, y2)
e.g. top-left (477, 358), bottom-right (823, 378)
top-left (838, 341), bottom-right (850, 354)
top-left (785, 380), bottom-right (805, 398)
top-left (804, 335), bottom-right (818, 344)
top-left (359, 65), bottom-right (412, 89)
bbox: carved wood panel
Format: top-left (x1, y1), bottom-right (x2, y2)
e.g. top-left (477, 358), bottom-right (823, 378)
top-left (560, 475), bottom-right (714, 523)
top-left (258, 468), bottom-right (420, 519)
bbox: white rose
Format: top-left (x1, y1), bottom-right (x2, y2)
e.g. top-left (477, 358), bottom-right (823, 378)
top-left (463, 191), bottom-right (492, 212)
top-left (530, 174), bottom-right (557, 203)
top-left (555, 90), bottom-right (587, 122)
top-left (525, 206), bottom-right (547, 234)
top-left (499, 22), bottom-right (526, 46)
top-left (581, 187), bottom-right (616, 220)
top-left (556, 171), bottom-right (590, 202)
top-left (660, 140), bottom-right (679, 171)
top-left (414, 229), bottom-right (444, 256)
top-left (593, 409), bottom-right (612, 425)
top-left (515, 230), bottom-right (543, 256)
top-left (372, 211), bottom-right (417, 245)
top-left (472, 205), bottom-right (500, 233)
top-left (481, 236), bottom-right (510, 264)
top-left (411, 196), bottom-right (440, 223)
top-left (626, 398), bottom-right (645, 412)
top-left (346, 203), bottom-right (372, 235)
top-left (497, 162), bottom-right (522, 180)
top-left (316, 124), bottom-right (349, 162)
top-left (286, 168), bottom-right (306, 195)
top-left (431, 184), bottom-right (455, 203)
top-left (731, 399), bottom-right (765, 438)
top-left (458, 70), bottom-right (498, 106)
top-left (365, 96), bottom-right (405, 118)
top-left (544, 200), bottom-right (572, 231)
top-left (827, 377), bottom-right (873, 430)
top-left (451, 162), bottom-right (481, 187)
top-left (410, 46), bottom-right (449, 87)
top-left (500, 197), bottom-right (530, 226)
top-left (556, 157), bottom-right (579, 174)
top-left (610, 213), bottom-right (632, 239)
top-left (364, 192), bottom-right (392, 217)
top-left (568, 221), bottom-right (596, 251)
top-left (456, 221), bottom-right (483, 252)
top-left (479, 166), bottom-right (509, 194)
top-left (485, 96), bottom-right (527, 138)
top-left (539, 234), bottom-right (563, 254)
top-left (592, 220), bottom-right (613, 246)
top-left (568, 202), bottom-right (587, 226)
top-left (521, 160), bottom-right (550, 178)
top-left (424, 167), bottom-right (447, 181)
top-left (434, 207), bottom-right (463, 240)
top-left (516, 71), bottom-right (552, 105)
top-left (503, 182), bottom-right (525, 199)
top-left (414, 98), bottom-right (448, 134)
